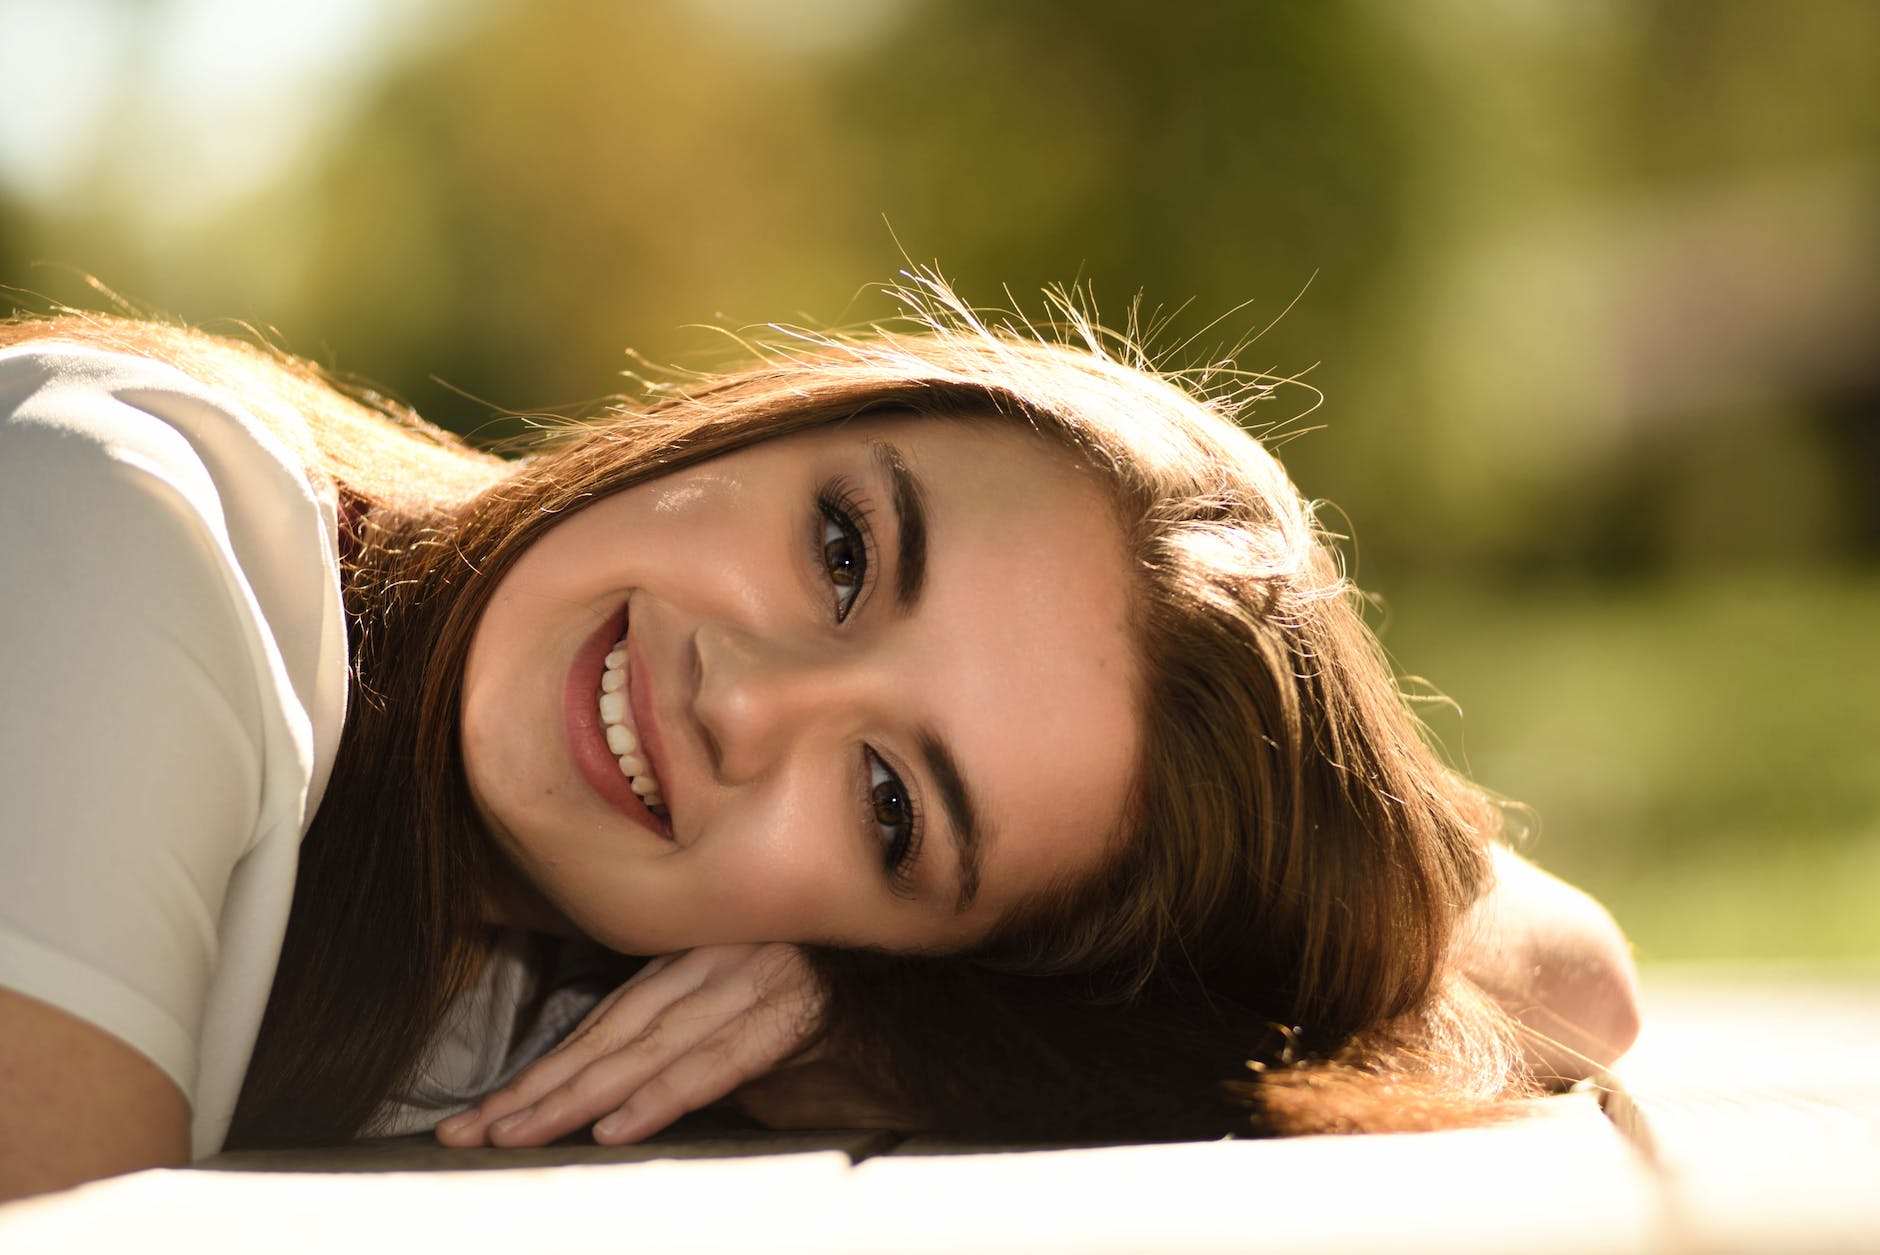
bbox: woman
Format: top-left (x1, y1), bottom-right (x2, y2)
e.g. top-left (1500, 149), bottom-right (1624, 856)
top-left (0, 285), bottom-right (1639, 1201)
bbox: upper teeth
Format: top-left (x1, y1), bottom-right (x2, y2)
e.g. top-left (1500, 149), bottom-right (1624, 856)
top-left (600, 637), bottom-right (666, 814)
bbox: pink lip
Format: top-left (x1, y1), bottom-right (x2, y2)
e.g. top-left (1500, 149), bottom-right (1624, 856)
top-left (562, 606), bottom-right (674, 839)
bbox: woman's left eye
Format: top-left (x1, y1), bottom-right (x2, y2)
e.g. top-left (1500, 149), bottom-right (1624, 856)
top-left (817, 493), bottom-right (871, 622)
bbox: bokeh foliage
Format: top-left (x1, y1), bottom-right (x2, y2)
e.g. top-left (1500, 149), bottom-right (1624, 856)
top-left (4, 0), bottom-right (1876, 958)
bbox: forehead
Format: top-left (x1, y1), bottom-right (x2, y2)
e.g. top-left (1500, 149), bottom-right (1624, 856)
top-left (847, 416), bottom-right (1142, 930)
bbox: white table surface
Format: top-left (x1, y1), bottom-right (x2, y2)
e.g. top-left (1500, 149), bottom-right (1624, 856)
top-left (3, 964), bottom-right (1875, 1255)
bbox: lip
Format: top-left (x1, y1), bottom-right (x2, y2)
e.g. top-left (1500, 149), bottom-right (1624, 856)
top-left (562, 605), bottom-right (675, 840)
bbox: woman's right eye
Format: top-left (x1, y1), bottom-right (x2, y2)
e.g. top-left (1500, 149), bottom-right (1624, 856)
top-left (866, 748), bottom-right (921, 892)
top-left (817, 493), bottom-right (872, 622)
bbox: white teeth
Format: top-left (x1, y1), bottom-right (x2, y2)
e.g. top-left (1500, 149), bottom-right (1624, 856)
top-left (597, 633), bottom-right (665, 814)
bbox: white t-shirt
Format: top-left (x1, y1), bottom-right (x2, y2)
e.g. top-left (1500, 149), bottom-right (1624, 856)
top-left (0, 342), bottom-right (552, 1156)
top-left (0, 341), bottom-right (349, 1154)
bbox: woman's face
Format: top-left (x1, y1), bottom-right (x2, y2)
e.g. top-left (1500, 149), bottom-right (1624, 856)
top-left (461, 415), bottom-right (1139, 956)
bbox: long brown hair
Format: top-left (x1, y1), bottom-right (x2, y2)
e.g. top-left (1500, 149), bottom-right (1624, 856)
top-left (2, 285), bottom-right (1526, 1147)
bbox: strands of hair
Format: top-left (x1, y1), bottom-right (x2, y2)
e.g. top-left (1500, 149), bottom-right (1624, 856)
top-left (1, 275), bottom-right (1534, 1146)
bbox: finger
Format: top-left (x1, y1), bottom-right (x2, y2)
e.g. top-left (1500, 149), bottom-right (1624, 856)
top-left (483, 985), bottom-right (745, 1147)
top-left (589, 1014), bottom-right (803, 1145)
top-left (548, 951), bottom-right (686, 1052)
top-left (436, 953), bottom-right (702, 1146)
top-left (485, 958), bottom-right (817, 1148)
top-left (435, 981), bottom-right (645, 1148)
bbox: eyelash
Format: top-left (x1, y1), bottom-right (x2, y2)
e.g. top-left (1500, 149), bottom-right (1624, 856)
top-left (814, 481), bottom-right (876, 623)
top-left (814, 482), bottom-right (922, 891)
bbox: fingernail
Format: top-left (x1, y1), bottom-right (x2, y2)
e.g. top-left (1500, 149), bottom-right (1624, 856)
top-left (491, 1108), bottom-right (533, 1135)
top-left (438, 1109), bottom-right (476, 1133)
top-left (593, 1112), bottom-right (630, 1142)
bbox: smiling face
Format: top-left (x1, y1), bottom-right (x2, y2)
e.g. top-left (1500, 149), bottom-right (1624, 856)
top-left (459, 415), bottom-right (1141, 956)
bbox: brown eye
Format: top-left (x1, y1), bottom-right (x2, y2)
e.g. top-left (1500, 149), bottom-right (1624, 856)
top-left (818, 499), bottom-right (869, 621)
top-left (866, 749), bottom-right (919, 884)
top-left (824, 531), bottom-right (860, 587)
top-left (871, 777), bottom-right (909, 828)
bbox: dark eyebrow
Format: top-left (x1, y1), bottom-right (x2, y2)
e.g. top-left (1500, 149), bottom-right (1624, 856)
top-left (874, 443), bottom-right (977, 910)
top-left (871, 441), bottom-right (928, 610)
top-left (919, 729), bottom-right (985, 914)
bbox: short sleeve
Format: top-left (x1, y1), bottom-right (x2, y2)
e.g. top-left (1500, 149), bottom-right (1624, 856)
top-left (0, 374), bottom-right (267, 1102)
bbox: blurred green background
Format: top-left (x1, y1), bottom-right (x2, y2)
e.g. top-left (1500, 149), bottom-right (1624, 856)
top-left (3, 0), bottom-right (1875, 961)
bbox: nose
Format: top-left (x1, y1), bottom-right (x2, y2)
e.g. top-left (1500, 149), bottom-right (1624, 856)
top-left (690, 621), bottom-right (863, 781)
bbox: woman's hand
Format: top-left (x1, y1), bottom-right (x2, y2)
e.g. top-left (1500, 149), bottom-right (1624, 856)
top-left (435, 942), bottom-right (821, 1148)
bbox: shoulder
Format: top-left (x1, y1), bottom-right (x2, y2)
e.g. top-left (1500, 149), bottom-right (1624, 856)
top-left (0, 343), bottom-right (292, 835)
top-left (0, 340), bottom-right (292, 514)
top-left (0, 339), bottom-right (235, 432)
top-left (0, 337), bottom-right (347, 740)
top-left (0, 342), bottom-right (274, 655)
top-left (0, 336), bottom-right (349, 838)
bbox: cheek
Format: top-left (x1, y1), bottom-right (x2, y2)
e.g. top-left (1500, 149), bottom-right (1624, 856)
top-left (640, 503), bottom-right (805, 620)
top-left (691, 787), bottom-right (859, 939)
top-left (521, 474), bottom-right (760, 590)
top-left (591, 780), bottom-right (864, 950)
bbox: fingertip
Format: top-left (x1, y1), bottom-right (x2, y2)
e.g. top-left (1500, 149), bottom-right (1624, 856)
top-left (485, 1108), bottom-right (535, 1146)
top-left (591, 1110), bottom-right (638, 1144)
top-left (434, 1112), bottom-right (484, 1147)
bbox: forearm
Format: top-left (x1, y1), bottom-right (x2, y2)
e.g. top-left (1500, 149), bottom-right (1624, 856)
top-left (1458, 846), bottom-right (1642, 1085)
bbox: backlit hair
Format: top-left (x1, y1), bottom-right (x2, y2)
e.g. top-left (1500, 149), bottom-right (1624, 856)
top-left (3, 281), bottom-right (1526, 1146)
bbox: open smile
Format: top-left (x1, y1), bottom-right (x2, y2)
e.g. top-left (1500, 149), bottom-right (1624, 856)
top-left (562, 606), bottom-right (676, 839)
top-left (597, 630), bottom-right (668, 815)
